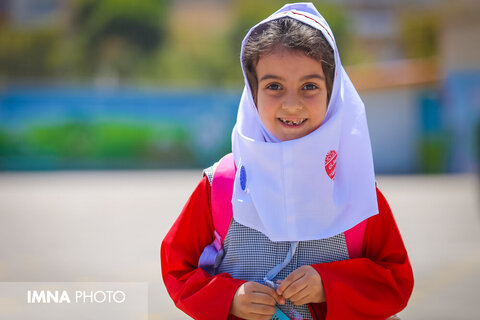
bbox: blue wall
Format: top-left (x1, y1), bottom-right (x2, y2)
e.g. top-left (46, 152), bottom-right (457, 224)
top-left (0, 86), bottom-right (239, 169)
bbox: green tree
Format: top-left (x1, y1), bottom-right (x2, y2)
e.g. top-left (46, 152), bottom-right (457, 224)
top-left (0, 28), bottom-right (61, 79)
top-left (399, 10), bottom-right (439, 59)
top-left (73, 0), bottom-right (168, 78)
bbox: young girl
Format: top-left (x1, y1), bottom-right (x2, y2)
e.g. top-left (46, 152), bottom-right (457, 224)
top-left (161, 3), bottom-right (413, 320)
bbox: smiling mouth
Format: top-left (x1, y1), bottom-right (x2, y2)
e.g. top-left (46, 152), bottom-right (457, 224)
top-left (278, 118), bottom-right (307, 126)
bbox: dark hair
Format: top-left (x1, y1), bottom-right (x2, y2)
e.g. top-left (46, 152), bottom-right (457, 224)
top-left (242, 17), bottom-right (335, 103)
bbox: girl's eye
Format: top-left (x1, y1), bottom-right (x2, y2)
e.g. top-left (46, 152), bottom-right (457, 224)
top-left (266, 83), bottom-right (282, 91)
top-left (303, 83), bottom-right (318, 90)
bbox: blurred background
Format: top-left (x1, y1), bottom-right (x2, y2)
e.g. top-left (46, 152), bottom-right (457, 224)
top-left (0, 0), bottom-right (478, 172)
top-left (0, 0), bottom-right (479, 319)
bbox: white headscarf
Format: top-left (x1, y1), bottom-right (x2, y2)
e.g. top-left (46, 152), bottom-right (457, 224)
top-left (231, 2), bottom-right (378, 241)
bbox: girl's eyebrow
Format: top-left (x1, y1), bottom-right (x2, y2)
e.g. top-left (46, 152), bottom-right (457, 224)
top-left (259, 74), bottom-right (325, 81)
top-left (301, 74), bottom-right (325, 81)
top-left (259, 74), bottom-right (284, 81)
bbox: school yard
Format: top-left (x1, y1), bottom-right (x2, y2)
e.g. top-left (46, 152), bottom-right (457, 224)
top-left (0, 171), bottom-right (478, 319)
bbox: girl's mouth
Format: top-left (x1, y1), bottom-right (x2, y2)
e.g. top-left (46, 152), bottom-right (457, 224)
top-left (278, 118), bottom-right (307, 127)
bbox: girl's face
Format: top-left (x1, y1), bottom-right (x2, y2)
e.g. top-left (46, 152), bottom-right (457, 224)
top-left (255, 47), bottom-right (328, 141)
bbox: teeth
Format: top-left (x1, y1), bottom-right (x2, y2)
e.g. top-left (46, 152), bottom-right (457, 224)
top-left (280, 118), bottom-right (306, 126)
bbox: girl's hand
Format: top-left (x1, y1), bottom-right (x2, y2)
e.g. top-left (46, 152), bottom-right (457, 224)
top-left (230, 281), bottom-right (285, 320)
top-left (276, 265), bottom-right (326, 306)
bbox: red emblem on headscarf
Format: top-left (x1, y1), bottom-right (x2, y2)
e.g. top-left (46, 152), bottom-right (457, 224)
top-left (325, 150), bottom-right (337, 180)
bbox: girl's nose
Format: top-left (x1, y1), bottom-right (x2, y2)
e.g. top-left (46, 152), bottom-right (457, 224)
top-left (281, 95), bottom-right (302, 112)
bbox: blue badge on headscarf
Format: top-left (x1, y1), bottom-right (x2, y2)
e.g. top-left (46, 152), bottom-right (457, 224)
top-left (240, 165), bottom-right (247, 191)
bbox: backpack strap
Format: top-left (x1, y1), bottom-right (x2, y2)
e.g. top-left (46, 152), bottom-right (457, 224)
top-left (343, 182), bottom-right (377, 258)
top-left (198, 153), bottom-right (235, 275)
top-left (344, 219), bottom-right (367, 259)
top-left (210, 153), bottom-right (236, 243)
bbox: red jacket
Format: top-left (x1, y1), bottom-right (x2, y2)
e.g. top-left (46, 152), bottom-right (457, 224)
top-left (161, 176), bottom-right (414, 319)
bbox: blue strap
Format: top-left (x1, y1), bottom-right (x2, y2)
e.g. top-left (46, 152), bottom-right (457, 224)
top-left (264, 241), bottom-right (299, 287)
top-left (264, 242), bottom-right (301, 320)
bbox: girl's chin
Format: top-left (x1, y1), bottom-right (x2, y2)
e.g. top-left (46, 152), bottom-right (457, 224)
top-left (276, 130), bottom-right (311, 141)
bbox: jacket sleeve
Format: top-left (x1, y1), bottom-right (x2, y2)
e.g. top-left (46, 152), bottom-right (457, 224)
top-left (161, 176), bottom-right (246, 320)
top-left (311, 188), bottom-right (414, 320)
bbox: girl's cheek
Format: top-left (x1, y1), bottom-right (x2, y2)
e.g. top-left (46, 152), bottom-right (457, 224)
top-left (258, 97), bottom-right (275, 111)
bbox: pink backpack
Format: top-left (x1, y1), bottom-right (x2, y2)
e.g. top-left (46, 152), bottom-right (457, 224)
top-left (198, 153), bottom-right (367, 275)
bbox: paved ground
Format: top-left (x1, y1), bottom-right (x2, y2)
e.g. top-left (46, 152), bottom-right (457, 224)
top-left (0, 171), bottom-right (478, 319)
